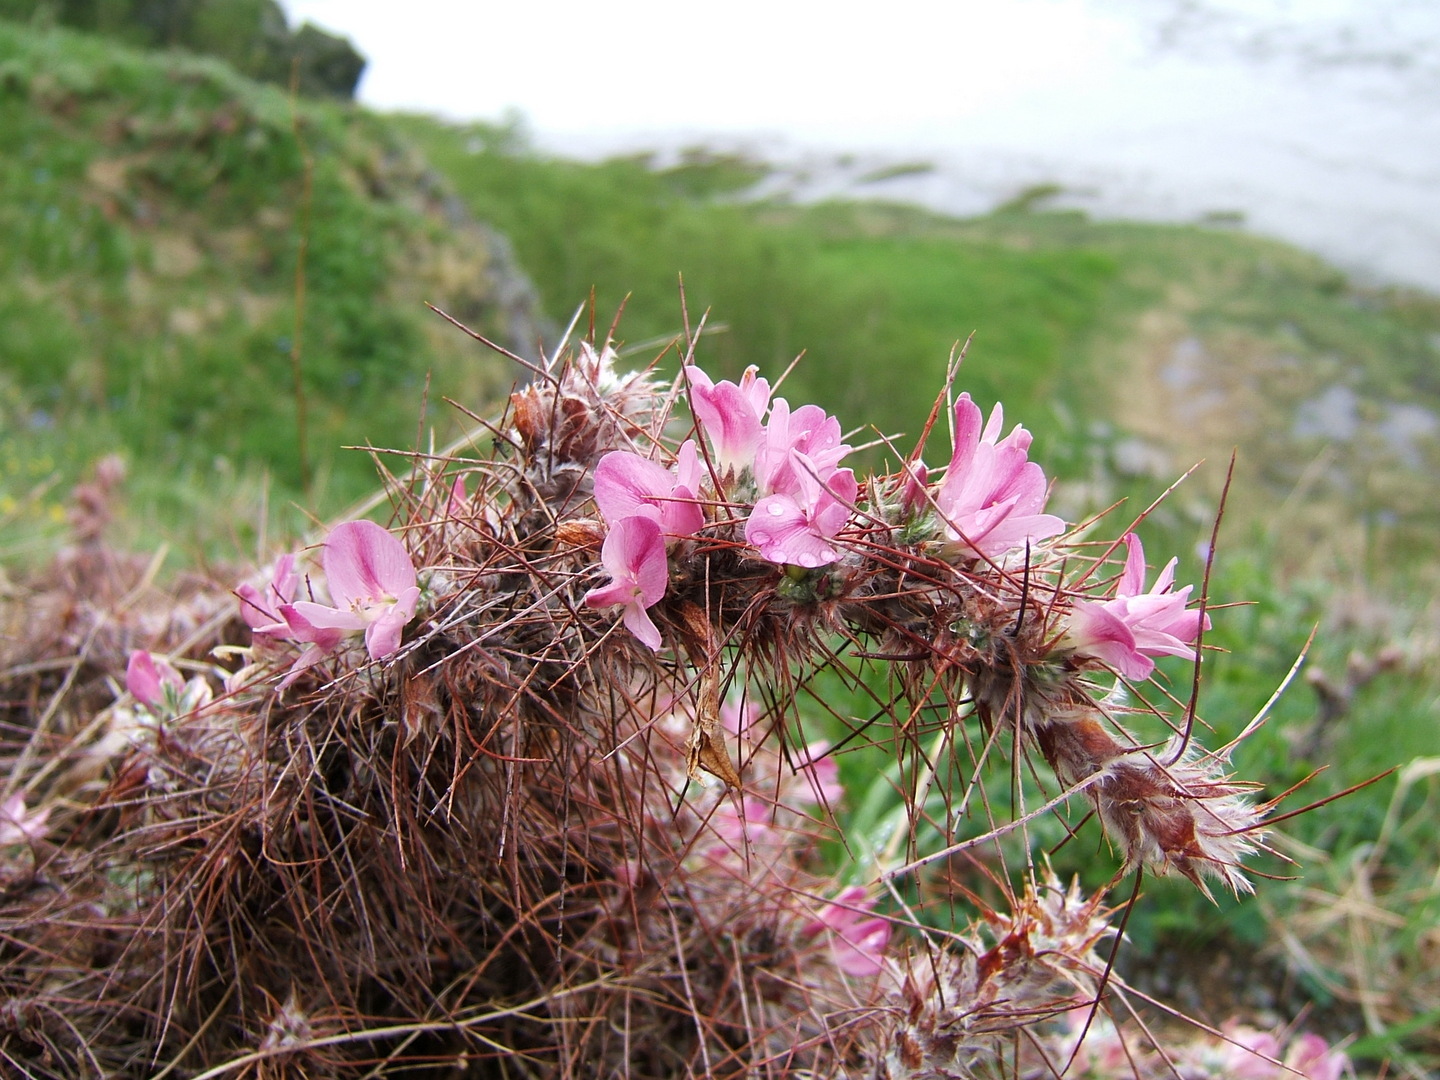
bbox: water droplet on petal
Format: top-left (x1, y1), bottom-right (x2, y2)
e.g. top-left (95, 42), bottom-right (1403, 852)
top-left (771, 550), bottom-right (787, 563)
top-left (767, 503), bottom-right (785, 516)
top-left (797, 552), bottom-right (817, 568)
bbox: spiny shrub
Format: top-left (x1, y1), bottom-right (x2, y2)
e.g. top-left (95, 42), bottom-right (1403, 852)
top-left (0, 326), bottom-right (1351, 1078)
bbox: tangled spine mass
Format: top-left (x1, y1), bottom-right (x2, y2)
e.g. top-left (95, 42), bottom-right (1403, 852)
top-left (0, 336), bottom-right (1278, 1078)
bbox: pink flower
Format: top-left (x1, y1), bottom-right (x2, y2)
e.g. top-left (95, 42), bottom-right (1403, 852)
top-left (237, 554), bottom-right (297, 639)
top-left (791, 741), bottom-right (844, 806)
top-left (745, 456), bottom-right (856, 567)
top-left (0, 793), bottom-right (49, 846)
top-left (1217, 1027), bottom-right (1285, 1078)
top-left (592, 443), bottom-right (705, 538)
top-left (720, 698), bottom-right (762, 738)
top-left (1068, 532), bottom-right (1211, 681)
top-left (583, 516), bottom-right (669, 651)
top-left (707, 795), bottom-right (775, 850)
top-left (934, 394), bottom-right (1065, 559)
top-left (686, 364), bottom-right (771, 477)
top-left (1284, 1033), bottom-right (1347, 1080)
top-left (753, 398), bottom-right (850, 499)
top-left (804, 886), bottom-right (891, 978)
top-left (126, 649), bottom-right (183, 708)
top-left (281, 520), bottom-right (421, 664)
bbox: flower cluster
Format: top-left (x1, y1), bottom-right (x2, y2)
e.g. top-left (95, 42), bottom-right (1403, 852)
top-left (1049, 1012), bottom-right (1351, 1080)
top-left (1066, 531), bottom-right (1212, 680)
top-left (581, 443), bottom-right (703, 651)
top-left (689, 364), bottom-right (858, 568)
top-left (585, 361), bottom-right (1208, 686)
top-left (667, 693), bottom-right (892, 988)
top-left (238, 519), bottom-right (421, 685)
top-left (1198, 1026), bottom-right (1349, 1080)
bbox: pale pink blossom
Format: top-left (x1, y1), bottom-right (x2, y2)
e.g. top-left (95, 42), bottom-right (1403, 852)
top-left (934, 393), bottom-right (1065, 559)
top-left (126, 649), bottom-right (183, 708)
top-left (707, 795), bottom-right (775, 850)
top-left (0, 793), bottom-right (49, 846)
top-left (791, 741), bottom-right (844, 806)
top-left (237, 554), bottom-right (297, 639)
top-left (583, 516), bottom-right (669, 651)
top-left (720, 698), bottom-right (762, 738)
top-left (1204, 1026), bottom-right (1348, 1080)
top-left (1284, 1033), bottom-right (1347, 1080)
top-left (753, 398), bottom-right (851, 499)
top-left (1219, 1027), bottom-right (1285, 1078)
top-left (686, 364), bottom-right (771, 477)
top-left (1068, 532), bottom-right (1211, 681)
top-left (281, 520), bottom-right (421, 664)
top-left (804, 886), bottom-right (891, 979)
top-left (592, 443), bottom-right (705, 538)
top-left (745, 455), bottom-right (856, 567)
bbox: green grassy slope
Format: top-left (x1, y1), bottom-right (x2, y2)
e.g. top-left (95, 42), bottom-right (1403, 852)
top-left (0, 21), bottom-right (523, 556)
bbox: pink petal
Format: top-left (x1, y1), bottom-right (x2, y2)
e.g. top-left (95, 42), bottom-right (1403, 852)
top-left (364, 585), bottom-right (422, 660)
top-left (805, 888), bottom-right (890, 978)
top-left (594, 451), bottom-right (703, 537)
top-left (323, 520), bottom-right (417, 608)
top-left (745, 494), bottom-right (842, 567)
top-left (237, 582), bottom-right (275, 631)
top-left (447, 475), bottom-right (468, 518)
top-left (583, 578), bottom-right (642, 611)
top-left (607, 516), bottom-right (669, 605)
top-left (792, 741), bottom-right (844, 805)
top-left (621, 601), bottom-right (663, 652)
top-left (0, 793), bottom-right (49, 845)
top-left (279, 603), bottom-right (355, 653)
top-left (899, 459), bottom-right (929, 516)
top-left (1069, 602), bottom-right (1153, 680)
top-left (674, 439), bottom-right (702, 497)
top-left (945, 394), bottom-right (983, 480)
top-left (1118, 532), bottom-right (1147, 596)
top-left (278, 643), bottom-right (331, 690)
top-left (126, 650), bottom-right (182, 708)
top-left (686, 366), bottom-right (765, 475)
top-left (1285, 1033), bottom-right (1346, 1080)
top-left (833, 917), bottom-right (891, 978)
top-left (980, 398), bottom-right (1006, 444)
top-left (594, 452), bottom-right (674, 522)
top-left (285, 600), bottom-right (366, 635)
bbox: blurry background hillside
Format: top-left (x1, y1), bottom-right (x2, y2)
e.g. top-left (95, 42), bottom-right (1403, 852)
top-left (1, 2), bottom-right (1439, 1071)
